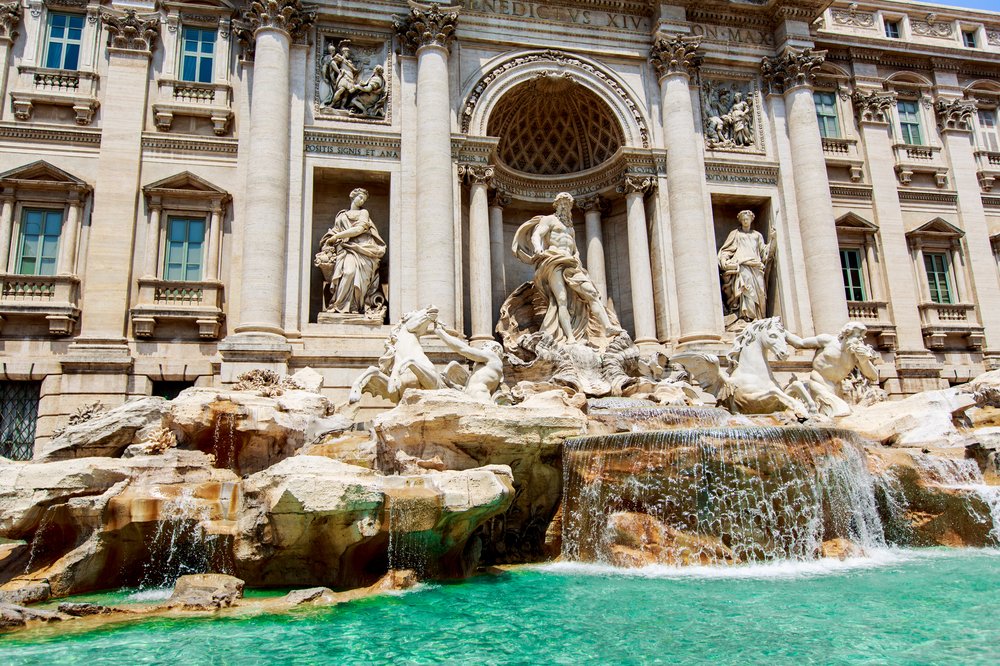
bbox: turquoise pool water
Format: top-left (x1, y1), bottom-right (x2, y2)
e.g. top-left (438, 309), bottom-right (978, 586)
top-left (3, 549), bottom-right (999, 665)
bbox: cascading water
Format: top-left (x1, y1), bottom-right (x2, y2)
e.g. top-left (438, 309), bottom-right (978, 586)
top-left (911, 455), bottom-right (1000, 543)
top-left (562, 426), bottom-right (887, 566)
top-left (587, 404), bottom-right (753, 433)
top-left (386, 495), bottom-right (430, 577)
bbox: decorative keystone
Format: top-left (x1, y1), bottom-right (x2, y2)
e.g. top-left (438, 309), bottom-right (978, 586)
top-left (649, 33), bottom-right (702, 80)
top-left (234, 0), bottom-right (316, 59)
top-left (761, 47), bottom-right (826, 94)
top-left (457, 163), bottom-right (494, 185)
top-left (852, 90), bottom-right (897, 124)
top-left (617, 175), bottom-right (657, 195)
top-left (0, 1), bottom-right (21, 42)
top-left (101, 9), bottom-right (160, 54)
top-left (934, 98), bottom-right (977, 132)
top-left (394, 4), bottom-right (459, 53)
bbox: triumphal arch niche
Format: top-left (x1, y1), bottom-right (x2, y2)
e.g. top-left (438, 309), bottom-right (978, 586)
top-left (458, 50), bottom-right (663, 355)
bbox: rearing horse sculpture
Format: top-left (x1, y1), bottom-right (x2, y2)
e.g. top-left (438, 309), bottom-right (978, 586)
top-left (348, 306), bottom-right (444, 404)
top-left (673, 317), bottom-right (810, 417)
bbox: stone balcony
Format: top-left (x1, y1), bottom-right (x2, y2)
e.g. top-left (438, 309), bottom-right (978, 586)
top-left (0, 273), bottom-right (80, 335)
top-left (917, 302), bottom-right (985, 350)
top-left (974, 150), bottom-right (999, 191)
top-left (10, 66), bottom-right (100, 125)
top-left (892, 143), bottom-right (948, 187)
top-left (846, 300), bottom-right (897, 350)
top-left (821, 137), bottom-right (864, 182)
top-left (152, 79), bottom-right (233, 136)
top-left (130, 278), bottom-right (224, 339)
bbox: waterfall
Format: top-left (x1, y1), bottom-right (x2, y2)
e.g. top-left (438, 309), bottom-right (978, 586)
top-left (562, 427), bottom-right (887, 566)
top-left (911, 455), bottom-right (1000, 544)
top-left (386, 495), bottom-right (429, 577)
top-left (587, 405), bottom-right (752, 433)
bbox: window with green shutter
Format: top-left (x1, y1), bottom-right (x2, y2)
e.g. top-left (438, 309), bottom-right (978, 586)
top-left (44, 13), bottom-right (84, 71)
top-left (923, 252), bottom-right (954, 304)
top-left (180, 27), bottom-right (216, 84)
top-left (978, 109), bottom-right (998, 152)
top-left (814, 91), bottom-right (840, 139)
top-left (897, 100), bottom-right (923, 145)
top-left (839, 248), bottom-right (866, 302)
top-left (16, 209), bottom-right (62, 276)
top-left (163, 216), bottom-right (205, 281)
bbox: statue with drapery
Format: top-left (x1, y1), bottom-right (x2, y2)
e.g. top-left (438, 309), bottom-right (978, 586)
top-left (717, 209), bottom-right (775, 324)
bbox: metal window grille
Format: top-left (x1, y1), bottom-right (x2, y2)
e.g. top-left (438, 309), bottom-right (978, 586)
top-left (0, 381), bottom-right (41, 460)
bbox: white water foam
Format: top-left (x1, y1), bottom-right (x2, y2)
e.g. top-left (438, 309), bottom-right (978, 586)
top-left (126, 587), bottom-right (173, 602)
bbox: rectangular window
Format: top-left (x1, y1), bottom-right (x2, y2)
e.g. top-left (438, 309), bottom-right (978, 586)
top-left (979, 109), bottom-right (999, 152)
top-left (44, 13), bottom-right (85, 71)
top-left (962, 30), bottom-right (977, 48)
top-left (163, 216), bottom-right (205, 281)
top-left (16, 209), bottom-right (62, 276)
top-left (924, 252), bottom-right (954, 304)
top-left (814, 91), bottom-right (840, 139)
top-left (897, 100), bottom-right (923, 146)
top-left (0, 381), bottom-right (41, 461)
top-left (884, 21), bottom-right (901, 39)
top-left (839, 248), bottom-right (866, 302)
top-left (180, 27), bottom-right (216, 84)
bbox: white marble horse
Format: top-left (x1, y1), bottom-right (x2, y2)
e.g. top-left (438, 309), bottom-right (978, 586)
top-left (673, 317), bottom-right (810, 417)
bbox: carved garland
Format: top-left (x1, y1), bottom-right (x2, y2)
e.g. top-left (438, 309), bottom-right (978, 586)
top-left (100, 9), bottom-right (160, 53)
top-left (831, 8), bottom-right (876, 29)
top-left (461, 50), bottom-right (650, 149)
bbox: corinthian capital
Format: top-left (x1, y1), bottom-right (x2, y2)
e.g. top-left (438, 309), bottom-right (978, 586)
top-left (935, 98), bottom-right (977, 132)
top-left (101, 9), bottom-right (160, 54)
top-left (458, 163), bottom-right (494, 186)
top-left (395, 4), bottom-right (459, 54)
top-left (761, 47), bottom-right (826, 94)
top-left (0, 1), bottom-right (21, 42)
top-left (649, 33), bottom-right (702, 80)
top-left (234, 0), bottom-right (316, 57)
top-left (617, 175), bottom-right (657, 196)
top-left (852, 90), bottom-right (897, 124)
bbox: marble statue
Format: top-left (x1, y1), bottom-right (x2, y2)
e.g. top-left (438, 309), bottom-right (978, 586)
top-left (785, 322), bottom-right (882, 417)
top-left (349, 307), bottom-right (444, 404)
top-left (718, 210), bottom-right (775, 324)
top-left (673, 317), bottom-right (810, 416)
top-left (350, 65), bottom-right (386, 118)
top-left (435, 327), bottom-right (505, 403)
top-left (319, 40), bottom-right (387, 118)
top-left (315, 188), bottom-right (386, 320)
top-left (507, 192), bottom-right (623, 346)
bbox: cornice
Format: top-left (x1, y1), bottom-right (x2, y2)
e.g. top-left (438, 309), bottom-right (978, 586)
top-left (0, 124), bottom-right (101, 147)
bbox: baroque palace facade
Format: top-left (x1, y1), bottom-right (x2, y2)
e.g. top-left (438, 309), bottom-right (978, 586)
top-left (0, 0), bottom-right (998, 456)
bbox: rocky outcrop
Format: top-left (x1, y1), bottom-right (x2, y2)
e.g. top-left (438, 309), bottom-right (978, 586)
top-left (602, 511), bottom-right (737, 567)
top-left (234, 456), bottom-right (514, 588)
top-left (373, 389), bottom-right (588, 562)
top-left (166, 573), bottom-right (244, 610)
top-left (36, 398), bottom-right (169, 461)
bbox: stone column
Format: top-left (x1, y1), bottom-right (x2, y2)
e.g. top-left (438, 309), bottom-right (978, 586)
top-left (230, 0), bottom-right (313, 339)
top-left (0, 3), bottom-right (21, 108)
top-left (762, 48), bottom-right (849, 334)
top-left (207, 206), bottom-right (223, 281)
top-left (488, 189), bottom-right (509, 313)
top-left (852, 90), bottom-right (925, 353)
top-left (0, 194), bottom-right (14, 270)
top-left (141, 198), bottom-right (161, 278)
top-left (576, 195), bottom-right (607, 302)
top-left (396, 4), bottom-right (460, 323)
top-left (459, 164), bottom-right (494, 342)
top-left (650, 34), bottom-right (719, 344)
top-left (618, 175), bottom-right (658, 346)
top-left (936, 99), bottom-right (1000, 352)
top-left (57, 194), bottom-right (82, 275)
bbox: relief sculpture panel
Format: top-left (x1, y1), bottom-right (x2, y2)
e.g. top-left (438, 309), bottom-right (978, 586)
top-left (701, 78), bottom-right (760, 152)
top-left (315, 34), bottom-right (389, 121)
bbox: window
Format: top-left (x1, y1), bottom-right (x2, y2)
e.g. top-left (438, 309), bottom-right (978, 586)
top-left (163, 217), bottom-right (205, 281)
top-left (839, 248), bottom-right (866, 302)
top-left (884, 20), bottom-right (901, 39)
top-left (0, 381), bottom-right (41, 461)
top-left (16, 209), bottom-right (62, 276)
top-left (979, 109), bottom-right (998, 152)
top-left (814, 91), bottom-right (840, 139)
top-left (180, 27), bottom-right (216, 84)
top-left (924, 252), bottom-right (954, 304)
top-left (962, 30), bottom-right (977, 48)
top-left (44, 13), bottom-right (84, 71)
top-left (897, 100), bottom-right (923, 145)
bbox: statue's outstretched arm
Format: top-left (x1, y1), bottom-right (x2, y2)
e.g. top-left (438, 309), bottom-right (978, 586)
top-left (434, 327), bottom-right (490, 363)
top-left (785, 331), bottom-right (823, 349)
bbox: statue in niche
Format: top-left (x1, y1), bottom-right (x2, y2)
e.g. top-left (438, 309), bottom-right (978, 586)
top-left (319, 39), bottom-right (388, 119)
top-left (703, 82), bottom-right (756, 149)
top-left (505, 192), bottom-right (623, 347)
top-left (315, 188), bottom-right (387, 321)
top-left (718, 210), bottom-right (775, 325)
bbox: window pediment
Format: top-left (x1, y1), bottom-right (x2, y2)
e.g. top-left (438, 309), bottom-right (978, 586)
top-left (0, 160), bottom-right (90, 192)
top-left (907, 217), bottom-right (964, 240)
top-left (143, 171), bottom-right (230, 210)
top-left (835, 212), bottom-right (878, 234)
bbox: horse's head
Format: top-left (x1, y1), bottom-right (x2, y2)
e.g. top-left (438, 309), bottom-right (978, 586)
top-left (732, 317), bottom-right (788, 363)
top-left (399, 306), bottom-right (439, 336)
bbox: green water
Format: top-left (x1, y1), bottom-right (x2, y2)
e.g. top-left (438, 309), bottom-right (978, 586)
top-left (3, 549), bottom-right (999, 665)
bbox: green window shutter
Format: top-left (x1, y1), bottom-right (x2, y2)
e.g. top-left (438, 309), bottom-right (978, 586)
top-left (17, 209), bottom-right (63, 276)
top-left (164, 216), bottom-right (206, 281)
top-left (814, 91), bottom-right (840, 139)
top-left (897, 100), bottom-right (923, 146)
top-left (923, 252), bottom-right (953, 304)
top-left (839, 248), bottom-right (866, 302)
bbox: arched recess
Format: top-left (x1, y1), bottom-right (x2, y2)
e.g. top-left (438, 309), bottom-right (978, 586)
top-left (460, 49), bottom-right (651, 149)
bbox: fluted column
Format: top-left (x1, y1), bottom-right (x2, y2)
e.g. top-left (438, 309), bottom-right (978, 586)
top-left (935, 98), bottom-right (1000, 352)
top-left (459, 164), bottom-right (493, 342)
top-left (396, 4), bottom-right (460, 323)
top-left (762, 47), bottom-right (848, 334)
top-left (576, 195), bottom-right (607, 302)
top-left (488, 189), bottom-right (509, 313)
top-left (230, 0), bottom-right (313, 338)
top-left (619, 175), bottom-right (657, 346)
top-left (57, 194), bottom-right (82, 275)
top-left (852, 90), bottom-right (925, 353)
top-left (650, 34), bottom-right (719, 344)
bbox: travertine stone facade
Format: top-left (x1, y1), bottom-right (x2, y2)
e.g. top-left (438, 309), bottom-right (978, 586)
top-left (0, 0), bottom-right (999, 452)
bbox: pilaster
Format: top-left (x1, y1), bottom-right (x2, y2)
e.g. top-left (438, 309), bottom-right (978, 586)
top-left (617, 175), bottom-right (657, 346)
top-left (458, 163), bottom-right (494, 342)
